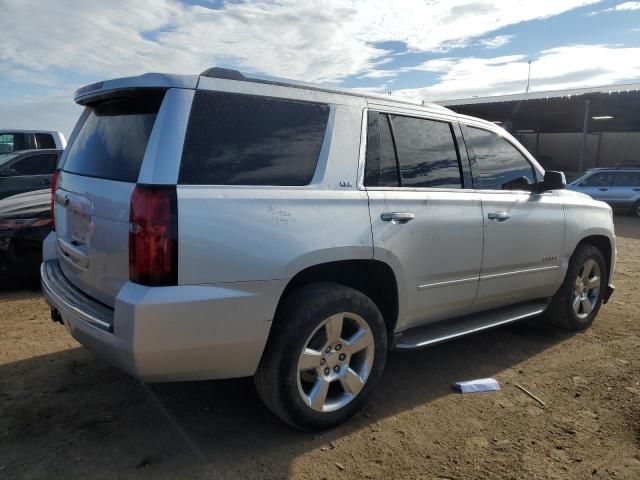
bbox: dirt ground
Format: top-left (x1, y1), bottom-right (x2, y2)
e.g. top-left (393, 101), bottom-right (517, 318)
top-left (1, 217), bottom-right (639, 480)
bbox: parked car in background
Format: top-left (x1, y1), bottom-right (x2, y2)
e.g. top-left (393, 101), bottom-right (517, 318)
top-left (568, 168), bottom-right (640, 217)
top-left (0, 189), bottom-right (51, 281)
top-left (0, 149), bottom-right (62, 200)
top-left (0, 130), bottom-right (66, 154)
top-left (41, 69), bottom-right (615, 430)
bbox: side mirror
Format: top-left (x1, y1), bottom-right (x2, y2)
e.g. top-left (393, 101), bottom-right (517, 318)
top-left (540, 170), bottom-right (566, 191)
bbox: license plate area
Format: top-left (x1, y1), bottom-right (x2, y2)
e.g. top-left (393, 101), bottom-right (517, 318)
top-left (67, 204), bottom-right (92, 245)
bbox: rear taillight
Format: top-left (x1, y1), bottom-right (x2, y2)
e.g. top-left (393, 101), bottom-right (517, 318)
top-left (50, 170), bottom-right (60, 230)
top-left (129, 185), bottom-right (178, 286)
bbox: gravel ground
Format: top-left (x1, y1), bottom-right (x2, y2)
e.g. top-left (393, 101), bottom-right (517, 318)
top-left (1, 216), bottom-right (639, 479)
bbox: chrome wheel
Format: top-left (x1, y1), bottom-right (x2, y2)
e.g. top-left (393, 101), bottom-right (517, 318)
top-left (297, 312), bottom-right (375, 413)
top-left (572, 258), bottom-right (601, 320)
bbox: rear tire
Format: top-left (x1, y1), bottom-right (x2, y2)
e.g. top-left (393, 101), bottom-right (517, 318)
top-left (255, 282), bottom-right (387, 430)
top-left (632, 200), bottom-right (640, 218)
top-left (544, 244), bottom-right (606, 331)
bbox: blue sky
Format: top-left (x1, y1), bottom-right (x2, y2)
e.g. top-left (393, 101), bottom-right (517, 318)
top-left (1, 0), bottom-right (639, 136)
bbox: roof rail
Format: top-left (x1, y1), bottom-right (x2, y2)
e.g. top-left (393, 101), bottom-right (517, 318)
top-left (197, 66), bottom-right (450, 111)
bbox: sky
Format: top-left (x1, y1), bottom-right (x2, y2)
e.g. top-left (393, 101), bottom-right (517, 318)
top-left (1, 0), bottom-right (639, 137)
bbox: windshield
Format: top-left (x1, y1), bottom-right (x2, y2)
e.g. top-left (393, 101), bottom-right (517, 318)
top-left (569, 170), bottom-right (594, 185)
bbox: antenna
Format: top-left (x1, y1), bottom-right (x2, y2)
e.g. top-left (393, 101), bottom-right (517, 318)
top-left (525, 60), bottom-right (532, 94)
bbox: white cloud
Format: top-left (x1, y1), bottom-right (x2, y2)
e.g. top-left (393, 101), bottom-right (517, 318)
top-left (479, 34), bottom-right (516, 49)
top-left (588, 1), bottom-right (640, 14)
top-left (0, 0), bottom-right (602, 82)
top-left (0, 0), bottom-right (604, 135)
top-left (614, 1), bottom-right (640, 9)
top-left (391, 45), bottom-right (640, 102)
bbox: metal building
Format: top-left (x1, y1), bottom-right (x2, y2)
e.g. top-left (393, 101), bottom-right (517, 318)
top-left (438, 83), bottom-right (640, 180)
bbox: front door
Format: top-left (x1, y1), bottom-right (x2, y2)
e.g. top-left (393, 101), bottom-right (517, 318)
top-left (0, 152), bottom-right (57, 199)
top-left (574, 171), bottom-right (612, 202)
top-left (461, 125), bottom-right (565, 310)
top-left (364, 110), bottom-right (483, 331)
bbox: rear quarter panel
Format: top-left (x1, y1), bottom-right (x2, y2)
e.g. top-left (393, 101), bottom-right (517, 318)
top-left (177, 97), bottom-right (373, 285)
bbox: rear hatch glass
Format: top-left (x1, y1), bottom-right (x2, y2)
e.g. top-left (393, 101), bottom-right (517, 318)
top-left (62, 90), bottom-right (164, 182)
top-left (55, 89), bottom-right (165, 307)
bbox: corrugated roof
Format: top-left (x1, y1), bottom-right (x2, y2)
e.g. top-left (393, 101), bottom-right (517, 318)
top-left (437, 82), bottom-right (640, 107)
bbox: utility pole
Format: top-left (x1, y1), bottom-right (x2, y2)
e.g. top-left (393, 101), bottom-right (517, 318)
top-left (525, 60), bottom-right (532, 94)
top-left (578, 99), bottom-right (591, 173)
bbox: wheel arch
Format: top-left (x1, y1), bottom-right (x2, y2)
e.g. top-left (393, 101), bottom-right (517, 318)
top-left (273, 259), bottom-right (401, 340)
top-left (573, 234), bottom-right (614, 283)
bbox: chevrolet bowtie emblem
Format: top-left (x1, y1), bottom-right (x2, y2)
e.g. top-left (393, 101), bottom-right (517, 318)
top-left (55, 192), bottom-right (69, 207)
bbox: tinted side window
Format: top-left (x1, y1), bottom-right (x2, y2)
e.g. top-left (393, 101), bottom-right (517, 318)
top-left (0, 133), bottom-right (28, 153)
top-left (35, 133), bottom-right (56, 149)
top-left (390, 115), bottom-right (462, 189)
top-left (611, 172), bottom-right (640, 187)
top-left (12, 154), bottom-right (58, 175)
top-left (465, 127), bottom-right (535, 190)
top-left (581, 172), bottom-right (611, 187)
top-left (180, 91), bottom-right (329, 186)
top-left (63, 90), bottom-right (164, 182)
top-left (364, 112), bottom-right (399, 187)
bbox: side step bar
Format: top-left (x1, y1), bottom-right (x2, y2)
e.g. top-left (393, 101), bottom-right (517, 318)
top-left (393, 300), bottom-right (549, 350)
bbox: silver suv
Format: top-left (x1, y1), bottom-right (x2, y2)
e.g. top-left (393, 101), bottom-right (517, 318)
top-left (568, 168), bottom-right (640, 217)
top-left (41, 68), bottom-right (616, 430)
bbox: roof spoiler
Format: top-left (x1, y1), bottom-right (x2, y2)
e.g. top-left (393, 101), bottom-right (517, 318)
top-left (74, 73), bottom-right (199, 105)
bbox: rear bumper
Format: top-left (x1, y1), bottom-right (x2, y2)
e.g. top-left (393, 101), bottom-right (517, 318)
top-left (41, 259), bottom-right (283, 382)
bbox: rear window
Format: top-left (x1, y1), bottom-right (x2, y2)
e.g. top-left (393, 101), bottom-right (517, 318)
top-left (390, 115), bottom-right (462, 189)
top-left (364, 112), bottom-right (400, 187)
top-left (62, 91), bottom-right (164, 182)
top-left (611, 171), bottom-right (640, 187)
top-left (179, 91), bottom-right (329, 186)
top-left (35, 133), bottom-right (56, 149)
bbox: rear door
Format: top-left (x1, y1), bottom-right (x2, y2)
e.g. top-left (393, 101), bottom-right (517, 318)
top-left (55, 90), bottom-right (166, 307)
top-left (608, 171), bottom-right (640, 209)
top-left (461, 125), bottom-right (565, 310)
top-left (366, 110), bottom-right (483, 331)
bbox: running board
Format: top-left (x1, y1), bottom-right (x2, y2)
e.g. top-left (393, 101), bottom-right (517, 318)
top-left (393, 300), bottom-right (549, 350)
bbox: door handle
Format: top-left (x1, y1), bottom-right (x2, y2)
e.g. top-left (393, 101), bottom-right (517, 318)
top-left (381, 212), bottom-right (415, 223)
top-left (42, 178), bottom-right (51, 185)
top-left (598, 188), bottom-right (608, 191)
top-left (633, 188), bottom-right (640, 192)
top-left (487, 211), bottom-right (511, 221)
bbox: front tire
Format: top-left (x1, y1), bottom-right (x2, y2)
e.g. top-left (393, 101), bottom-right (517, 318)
top-left (255, 282), bottom-right (387, 430)
top-left (632, 200), bottom-right (640, 218)
top-left (544, 244), bottom-right (606, 331)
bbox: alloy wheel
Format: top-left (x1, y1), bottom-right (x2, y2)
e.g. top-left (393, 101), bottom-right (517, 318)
top-left (572, 258), bottom-right (601, 320)
top-left (296, 312), bottom-right (375, 413)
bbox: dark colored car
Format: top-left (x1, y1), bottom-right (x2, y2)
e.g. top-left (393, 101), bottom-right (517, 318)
top-left (0, 149), bottom-right (62, 201)
top-left (0, 188), bottom-right (52, 280)
top-left (0, 130), bottom-right (66, 153)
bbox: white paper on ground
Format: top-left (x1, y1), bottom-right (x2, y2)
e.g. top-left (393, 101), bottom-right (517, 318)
top-left (455, 378), bottom-right (501, 393)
